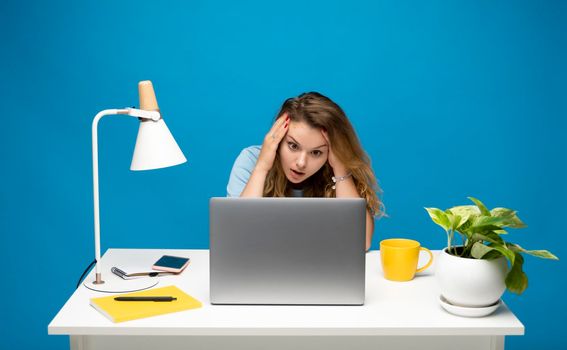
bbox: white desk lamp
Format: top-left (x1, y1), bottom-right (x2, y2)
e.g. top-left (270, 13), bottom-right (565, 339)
top-left (84, 81), bottom-right (187, 293)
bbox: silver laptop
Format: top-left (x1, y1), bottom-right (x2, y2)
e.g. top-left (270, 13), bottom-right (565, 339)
top-left (209, 197), bottom-right (366, 305)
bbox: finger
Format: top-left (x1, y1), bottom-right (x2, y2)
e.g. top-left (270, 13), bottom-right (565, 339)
top-left (264, 115), bottom-right (287, 144)
top-left (268, 113), bottom-right (288, 135)
top-left (271, 117), bottom-right (289, 142)
top-left (273, 113), bottom-right (290, 134)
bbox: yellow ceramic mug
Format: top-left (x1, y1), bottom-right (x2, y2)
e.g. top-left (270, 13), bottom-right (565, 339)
top-left (380, 238), bottom-right (434, 281)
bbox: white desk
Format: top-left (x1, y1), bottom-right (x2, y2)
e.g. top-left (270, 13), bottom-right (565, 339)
top-left (49, 249), bottom-right (524, 350)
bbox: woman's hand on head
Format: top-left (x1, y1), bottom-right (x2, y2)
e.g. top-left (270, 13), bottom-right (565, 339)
top-left (256, 113), bottom-right (290, 173)
top-left (321, 130), bottom-right (347, 175)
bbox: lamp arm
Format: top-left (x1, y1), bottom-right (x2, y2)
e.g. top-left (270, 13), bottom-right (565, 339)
top-left (90, 107), bottom-right (160, 285)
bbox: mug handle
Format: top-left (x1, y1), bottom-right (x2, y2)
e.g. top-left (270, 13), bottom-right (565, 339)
top-left (416, 247), bottom-right (434, 273)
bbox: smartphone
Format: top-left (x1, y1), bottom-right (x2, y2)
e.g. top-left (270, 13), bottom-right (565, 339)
top-left (152, 255), bottom-right (190, 273)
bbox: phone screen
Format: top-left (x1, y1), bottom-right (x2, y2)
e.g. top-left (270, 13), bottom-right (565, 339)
top-left (154, 255), bottom-right (190, 269)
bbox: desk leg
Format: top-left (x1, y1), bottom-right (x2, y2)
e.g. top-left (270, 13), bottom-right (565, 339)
top-left (490, 336), bottom-right (505, 350)
top-left (70, 335), bottom-right (85, 350)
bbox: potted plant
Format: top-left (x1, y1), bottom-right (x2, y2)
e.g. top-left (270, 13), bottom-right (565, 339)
top-left (425, 197), bottom-right (558, 308)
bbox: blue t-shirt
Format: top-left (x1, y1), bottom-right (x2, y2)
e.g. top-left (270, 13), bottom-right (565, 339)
top-left (226, 146), bottom-right (262, 197)
top-left (226, 146), bottom-right (304, 197)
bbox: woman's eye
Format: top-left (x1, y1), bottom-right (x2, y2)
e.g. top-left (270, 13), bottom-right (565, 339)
top-left (288, 142), bottom-right (298, 151)
top-left (312, 150), bottom-right (322, 157)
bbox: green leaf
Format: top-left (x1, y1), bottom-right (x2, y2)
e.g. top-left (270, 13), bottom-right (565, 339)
top-left (508, 216), bottom-right (527, 229)
top-left (446, 213), bottom-right (463, 231)
top-left (483, 249), bottom-right (505, 260)
top-left (490, 207), bottom-right (527, 228)
top-left (524, 250), bottom-right (559, 260)
top-left (487, 243), bottom-right (516, 265)
top-left (470, 231), bottom-right (505, 246)
top-left (508, 243), bottom-right (559, 260)
top-left (447, 206), bottom-right (478, 232)
top-left (425, 208), bottom-right (451, 232)
top-left (471, 242), bottom-right (495, 259)
top-left (468, 197), bottom-right (491, 216)
top-left (490, 207), bottom-right (515, 218)
top-left (471, 225), bottom-right (508, 233)
top-left (470, 216), bottom-right (511, 230)
top-left (505, 252), bottom-right (528, 294)
top-left (505, 214), bottom-right (526, 229)
top-left (448, 205), bottom-right (480, 220)
top-left (470, 242), bottom-right (514, 264)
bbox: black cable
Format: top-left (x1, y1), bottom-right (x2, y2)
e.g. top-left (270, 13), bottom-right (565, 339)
top-left (76, 259), bottom-right (97, 289)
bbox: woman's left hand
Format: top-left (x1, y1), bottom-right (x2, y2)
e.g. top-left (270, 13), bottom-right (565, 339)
top-left (321, 130), bottom-right (347, 175)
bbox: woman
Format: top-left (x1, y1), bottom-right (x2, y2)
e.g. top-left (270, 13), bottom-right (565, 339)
top-left (227, 92), bottom-right (382, 250)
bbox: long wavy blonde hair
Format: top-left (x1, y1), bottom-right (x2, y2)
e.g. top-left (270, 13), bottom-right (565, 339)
top-left (263, 92), bottom-right (383, 216)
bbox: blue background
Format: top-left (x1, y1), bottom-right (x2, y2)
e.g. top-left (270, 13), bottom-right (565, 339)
top-left (1, 0), bottom-right (565, 348)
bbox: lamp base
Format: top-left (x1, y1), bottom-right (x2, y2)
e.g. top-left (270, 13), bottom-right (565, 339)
top-left (83, 276), bottom-right (158, 293)
top-left (83, 249), bottom-right (162, 293)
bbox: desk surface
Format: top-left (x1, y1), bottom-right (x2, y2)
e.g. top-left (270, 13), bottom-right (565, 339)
top-left (48, 249), bottom-right (524, 336)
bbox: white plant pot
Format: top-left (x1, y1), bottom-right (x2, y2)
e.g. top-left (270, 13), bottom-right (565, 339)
top-left (436, 248), bottom-right (508, 307)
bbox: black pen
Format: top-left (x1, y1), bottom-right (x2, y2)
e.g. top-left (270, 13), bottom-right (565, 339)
top-left (114, 296), bottom-right (177, 302)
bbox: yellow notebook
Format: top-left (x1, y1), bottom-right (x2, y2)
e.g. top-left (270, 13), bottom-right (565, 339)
top-left (90, 285), bottom-right (202, 323)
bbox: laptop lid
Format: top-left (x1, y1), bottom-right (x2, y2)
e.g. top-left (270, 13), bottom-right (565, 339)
top-left (209, 197), bottom-right (366, 305)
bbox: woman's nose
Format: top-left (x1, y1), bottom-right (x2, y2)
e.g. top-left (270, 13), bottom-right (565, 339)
top-left (296, 152), bottom-right (307, 169)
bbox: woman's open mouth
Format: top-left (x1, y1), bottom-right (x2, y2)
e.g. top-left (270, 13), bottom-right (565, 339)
top-left (290, 169), bottom-right (305, 178)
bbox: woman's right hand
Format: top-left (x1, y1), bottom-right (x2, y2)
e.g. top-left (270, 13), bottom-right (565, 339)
top-left (255, 113), bottom-right (290, 173)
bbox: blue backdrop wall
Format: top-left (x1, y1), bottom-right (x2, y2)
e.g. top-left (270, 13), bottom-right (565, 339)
top-left (1, 0), bottom-right (565, 348)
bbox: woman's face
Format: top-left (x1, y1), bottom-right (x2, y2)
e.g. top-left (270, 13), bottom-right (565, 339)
top-left (279, 120), bottom-right (328, 184)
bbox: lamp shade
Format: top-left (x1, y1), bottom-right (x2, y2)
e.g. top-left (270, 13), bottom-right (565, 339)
top-left (130, 118), bottom-right (187, 170)
top-left (130, 80), bottom-right (187, 171)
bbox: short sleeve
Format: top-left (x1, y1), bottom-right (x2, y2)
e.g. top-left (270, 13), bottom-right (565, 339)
top-left (226, 146), bottom-right (261, 197)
